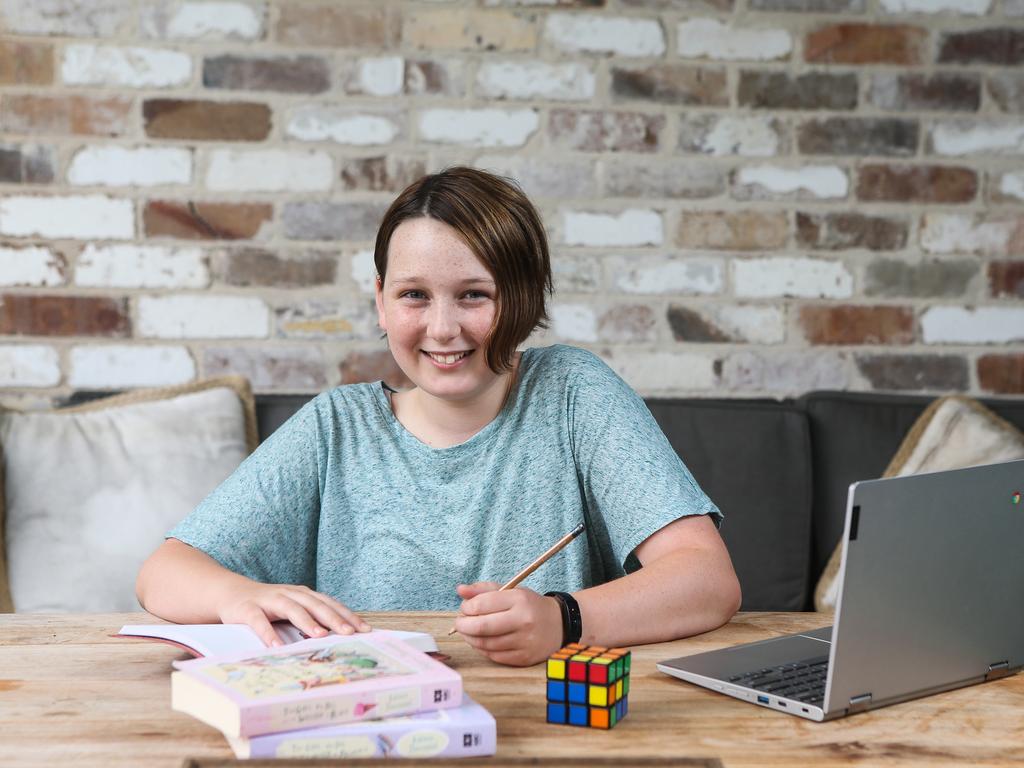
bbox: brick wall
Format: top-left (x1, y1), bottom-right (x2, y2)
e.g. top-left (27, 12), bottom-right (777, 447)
top-left (1, 0), bottom-right (1022, 402)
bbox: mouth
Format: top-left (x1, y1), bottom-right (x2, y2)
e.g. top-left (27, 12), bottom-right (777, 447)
top-left (423, 350), bottom-right (473, 366)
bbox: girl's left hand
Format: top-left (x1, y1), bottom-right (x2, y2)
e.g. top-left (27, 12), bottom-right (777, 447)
top-left (453, 582), bottom-right (564, 666)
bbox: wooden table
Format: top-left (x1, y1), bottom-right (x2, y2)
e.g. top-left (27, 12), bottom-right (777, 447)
top-left (2, 611), bottom-right (1023, 767)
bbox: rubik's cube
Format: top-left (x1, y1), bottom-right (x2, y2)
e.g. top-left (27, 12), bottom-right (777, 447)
top-left (545, 643), bottom-right (631, 729)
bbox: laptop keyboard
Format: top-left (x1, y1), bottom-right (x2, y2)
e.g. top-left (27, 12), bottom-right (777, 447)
top-left (727, 654), bottom-right (829, 707)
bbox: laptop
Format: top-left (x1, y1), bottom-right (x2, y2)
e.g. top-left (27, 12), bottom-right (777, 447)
top-left (657, 459), bottom-right (1024, 721)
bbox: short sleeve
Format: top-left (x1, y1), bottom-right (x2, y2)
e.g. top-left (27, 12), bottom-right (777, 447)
top-left (566, 352), bottom-right (721, 576)
top-left (167, 397), bottom-right (327, 588)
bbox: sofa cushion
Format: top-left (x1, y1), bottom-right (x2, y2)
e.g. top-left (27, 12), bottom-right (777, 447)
top-left (0, 377), bottom-right (256, 613)
top-left (646, 398), bottom-right (812, 611)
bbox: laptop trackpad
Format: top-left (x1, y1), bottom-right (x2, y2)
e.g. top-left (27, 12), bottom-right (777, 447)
top-left (661, 627), bottom-right (833, 679)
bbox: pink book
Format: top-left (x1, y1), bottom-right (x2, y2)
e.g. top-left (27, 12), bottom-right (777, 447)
top-left (171, 633), bottom-right (462, 739)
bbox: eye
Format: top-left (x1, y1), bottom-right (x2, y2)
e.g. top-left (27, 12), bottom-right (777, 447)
top-left (398, 290), bottom-right (427, 300)
top-left (462, 290), bottom-right (490, 300)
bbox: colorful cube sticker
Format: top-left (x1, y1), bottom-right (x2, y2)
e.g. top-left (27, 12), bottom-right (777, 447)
top-left (545, 643), bottom-right (631, 729)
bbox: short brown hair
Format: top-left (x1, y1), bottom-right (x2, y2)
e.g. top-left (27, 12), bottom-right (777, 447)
top-left (374, 166), bottom-right (553, 374)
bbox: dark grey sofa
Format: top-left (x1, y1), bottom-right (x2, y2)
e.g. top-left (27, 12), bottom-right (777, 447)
top-left (254, 391), bottom-right (1024, 613)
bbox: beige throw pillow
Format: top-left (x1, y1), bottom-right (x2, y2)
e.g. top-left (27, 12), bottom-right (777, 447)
top-left (0, 377), bottom-right (256, 613)
top-left (814, 395), bottom-right (1024, 612)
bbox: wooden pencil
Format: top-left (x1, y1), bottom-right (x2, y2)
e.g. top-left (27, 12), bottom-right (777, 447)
top-left (447, 522), bottom-right (586, 636)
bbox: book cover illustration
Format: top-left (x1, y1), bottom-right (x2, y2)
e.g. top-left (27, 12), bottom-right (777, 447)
top-left (228, 696), bottom-right (496, 760)
top-left (205, 639), bottom-right (414, 700)
top-left (171, 633), bottom-right (462, 737)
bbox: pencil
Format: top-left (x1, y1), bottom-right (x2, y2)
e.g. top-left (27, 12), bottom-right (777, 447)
top-left (447, 522), bottom-right (586, 636)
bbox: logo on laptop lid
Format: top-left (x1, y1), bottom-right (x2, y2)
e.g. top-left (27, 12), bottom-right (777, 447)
top-left (1013, 491), bottom-right (1021, 506)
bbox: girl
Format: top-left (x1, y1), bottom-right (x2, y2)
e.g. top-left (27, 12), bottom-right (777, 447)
top-left (137, 167), bottom-right (741, 666)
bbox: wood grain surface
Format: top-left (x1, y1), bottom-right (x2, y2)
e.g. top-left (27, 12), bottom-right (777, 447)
top-left (2, 611), bottom-right (1022, 767)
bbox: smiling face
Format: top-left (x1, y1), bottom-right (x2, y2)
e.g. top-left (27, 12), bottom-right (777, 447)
top-left (375, 217), bottom-right (506, 406)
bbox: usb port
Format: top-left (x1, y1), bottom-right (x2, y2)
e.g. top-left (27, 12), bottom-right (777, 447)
top-left (757, 695), bottom-right (769, 705)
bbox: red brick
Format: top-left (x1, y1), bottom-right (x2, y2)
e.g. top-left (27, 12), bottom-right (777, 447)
top-left (806, 24), bottom-right (926, 65)
top-left (0, 95), bottom-right (133, 137)
top-left (939, 29), bottom-right (1024, 66)
top-left (678, 211), bottom-right (788, 251)
top-left (978, 354), bottom-right (1024, 394)
top-left (548, 109), bottom-right (664, 153)
top-left (796, 212), bottom-right (908, 251)
top-left (0, 40), bottom-right (53, 85)
top-left (611, 65), bottom-right (728, 107)
top-left (203, 55), bottom-right (330, 94)
top-left (144, 201), bottom-right (273, 240)
top-left (144, 99), bottom-right (271, 141)
top-left (800, 305), bottom-right (914, 345)
top-left (988, 261), bottom-right (1024, 298)
top-left (0, 144), bottom-right (56, 184)
top-left (340, 156), bottom-right (426, 193)
top-left (277, 4), bottom-right (398, 47)
top-left (856, 165), bottom-right (977, 204)
top-left (0, 295), bottom-right (129, 337)
top-left (739, 72), bottom-right (857, 110)
top-left (222, 249), bottom-right (338, 288)
top-left (856, 354), bottom-right (967, 391)
top-left (340, 349), bottom-right (412, 390)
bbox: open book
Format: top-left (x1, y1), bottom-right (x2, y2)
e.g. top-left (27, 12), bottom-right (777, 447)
top-left (116, 623), bottom-right (439, 658)
top-left (170, 632), bottom-right (462, 738)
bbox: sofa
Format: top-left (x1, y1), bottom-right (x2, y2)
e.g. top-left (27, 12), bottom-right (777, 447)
top-left (251, 390), bottom-right (1024, 613)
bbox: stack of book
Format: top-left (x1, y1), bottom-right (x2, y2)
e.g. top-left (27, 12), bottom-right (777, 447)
top-left (121, 624), bottom-right (496, 760)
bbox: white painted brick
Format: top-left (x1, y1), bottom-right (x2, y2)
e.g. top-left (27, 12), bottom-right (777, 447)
top-left (697, 117), bottom-right (781, 157)
top-left (0, 346), bottom-right (61, 387)
top-left (713, 305), bottom-right (786, 344)
top-left (0, 195), bottom-right (134, 240)
top-left (476, 61), bottom-right (595, 101)
top-left (736, 165), bottom-right (848, 199)
top-left (721, 350), bottom-right (848, 393)
top-left (287, 107), bottom-right (401, 146)
top-left (69, 345), bottom-right (196, 388)
top-left (61, 44), bottom-right (192, 88)
top-left (138, 294), bottom-right (270, 339)
top-left (998, 171), bottom-right (1024, 201)
top-left (206, 149), bottom-right (333, 192)
top-left (0, 245), bottom-right (65, 287)
top-left (76, 244), bottom-right (208, 289)
top-left (921, 307), bottom-right (1024, 344)
top-left (879, 0), bottom-right (991, 13)
top-left (609, 255), bottom-right (722, 294)
top-left (477, 155), bottom-right (595, 199)
top-left (418, 108), bottom-right (539, 147)
top-left (0, 0), bottom-right (129, 36)
top-left (920, 214), bottom-right (1018, 255)
top-left (564, 210), bottom-right (663, 247)
top-left (544, 13), bottom-right (665, 57)
top-left (68, 146), bottom-right (192, 187)
top-left (607, 351), bottom-right (716, 392)
top-left (351, 249), bottom-right (377, 293)
top-left (356, 57), bottom-right (404, 96)
top-left (143, 1), bottom-right (264, 40)
top-left (677, 19), bottom-right (791, 61)
top-left (931, 121), bottom-right (1024, 156)
top-left (734, 258), bottom-right (853, 299)
top-left (551, 303), bottom-right (598, 342)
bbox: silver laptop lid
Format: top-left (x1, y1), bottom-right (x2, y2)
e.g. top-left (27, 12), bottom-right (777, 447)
top-left (825, 459), bottom-right (1024, 714)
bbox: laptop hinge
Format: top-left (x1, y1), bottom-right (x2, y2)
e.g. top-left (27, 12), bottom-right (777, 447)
top-left (848, 693), bottom-right (872, 713)
top-left (986, 661), bottom-right (1010, 681)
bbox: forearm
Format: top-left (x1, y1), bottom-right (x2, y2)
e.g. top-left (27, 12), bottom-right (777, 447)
top-left (574, 548), bottom-right (741, 648)
top-left (136, 538), bottom-right (257, 624)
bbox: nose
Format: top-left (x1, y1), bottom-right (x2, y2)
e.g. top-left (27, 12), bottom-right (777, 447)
top-left (426, 298), bottom-right (460, 342)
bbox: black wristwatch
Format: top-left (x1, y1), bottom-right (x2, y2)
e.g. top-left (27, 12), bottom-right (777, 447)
top-left (544, 591), bottom-right (583, 646)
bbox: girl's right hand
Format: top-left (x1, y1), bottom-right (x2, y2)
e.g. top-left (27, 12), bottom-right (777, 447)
top-left (218, 582), bottom-right (371, 648)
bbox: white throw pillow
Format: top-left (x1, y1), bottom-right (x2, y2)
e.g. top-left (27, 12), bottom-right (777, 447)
top-left (0, 378), bottom-right (255, 613)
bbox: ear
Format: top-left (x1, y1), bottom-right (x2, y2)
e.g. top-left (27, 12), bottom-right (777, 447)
top-left (374, 275), bottom-right (386, 331)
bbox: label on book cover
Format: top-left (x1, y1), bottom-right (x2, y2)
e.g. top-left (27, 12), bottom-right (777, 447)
top-left (276, 736), bottom-right (379, 759)
top-left (396, 729), bottom-right (449, 757)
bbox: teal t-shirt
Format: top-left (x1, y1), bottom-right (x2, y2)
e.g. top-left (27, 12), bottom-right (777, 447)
top-left (169, 344), bottom-right (721, 610)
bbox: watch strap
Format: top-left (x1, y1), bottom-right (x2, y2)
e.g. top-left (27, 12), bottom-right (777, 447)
top-left (544, 591), bottom-right (582, 645)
